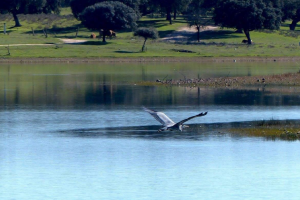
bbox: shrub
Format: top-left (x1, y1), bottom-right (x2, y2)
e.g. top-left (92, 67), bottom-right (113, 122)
top-left (134, 27), bottom-right (158, 52)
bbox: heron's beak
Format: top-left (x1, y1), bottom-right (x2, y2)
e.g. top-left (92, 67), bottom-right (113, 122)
top-left (184, 125), bottom-right (189, 128)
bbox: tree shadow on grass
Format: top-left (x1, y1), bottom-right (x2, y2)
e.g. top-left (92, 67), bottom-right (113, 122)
top-left (158, 30), bottom-right (176, 38)
top-left (281, 23), bottom-right (291, 28)
top-left (160, 29), bottom-right (243, 41)
top-left (137, 19), bottom-right (186, 29)
top-left (76, 41), bottom-right (110, 45)
top-left (137, 20), bottom-right (162, 27)
top-left (161, 29), bottom-right (247, 45)
top-left (200, 30), bottom-right (244, 40)
top-left (114, 50), bottom-right (140, 53)
top-left (56, 41), bottom-right (111, 45)
top-left (138, 22), bottom-right (172, 29)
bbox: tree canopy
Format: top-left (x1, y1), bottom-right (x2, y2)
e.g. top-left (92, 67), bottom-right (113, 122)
top-left (134, 27), bottom-right (159, 51)
top-left (186, 0), bottom-right (210, 42)
top-left (214, 0), bottom-right (282, 44)
top-left (71, 0), bottom-right (140, 19)
top-left (0, 0), bottom-right (61, 27)
top-left (79, 1), bottom-right (138, 42)
top-left (151, 0), bottom-right (191, 24)
top-left (280, 0), bottom-right (300, 30)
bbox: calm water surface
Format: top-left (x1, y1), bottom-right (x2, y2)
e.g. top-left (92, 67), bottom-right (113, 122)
top-left (1, 62), bottom-right (300, 200)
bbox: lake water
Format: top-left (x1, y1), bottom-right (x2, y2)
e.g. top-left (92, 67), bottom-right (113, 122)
top-left (1, 62), bottom-right (300, 200)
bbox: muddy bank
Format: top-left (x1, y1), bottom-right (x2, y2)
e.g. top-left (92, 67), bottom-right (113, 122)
top-left (1, 56), bottom-right (300, 63)
top-left (153, 72), bottom-right (300, 87)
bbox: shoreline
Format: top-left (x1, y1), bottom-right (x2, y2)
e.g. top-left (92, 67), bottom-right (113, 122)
top-left (1, 56), bottom-right (300, 63)
top-left (146, 72), bottom-right (300, 87)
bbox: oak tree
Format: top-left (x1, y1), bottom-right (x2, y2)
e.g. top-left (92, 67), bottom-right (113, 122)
top-left (71, 0), bottom-right (140, 19)
top-left (281, 0), bottom-right (300, 30)
top-left (0, 0), bottom-right (61, 27)
top-left (214, 0), bottom-right (282, 44)
top-left (186, 0), bottom-right (210, 42)
top-left (79, 1), bottom-right (138, 42)
top-left (134, 27), bottom-right (158, 51)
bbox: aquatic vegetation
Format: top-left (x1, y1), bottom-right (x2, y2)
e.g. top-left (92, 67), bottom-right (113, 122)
top-left (255, 119), bottom-right (292, 127)
top-left (227, 120), bottom-right (300, 141)
top-left (280, 130), bottom-right (300, 140)
top-left (141, 72), bottom-right (300, 88)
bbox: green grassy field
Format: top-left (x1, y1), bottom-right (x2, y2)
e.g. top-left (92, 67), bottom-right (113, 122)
top-left (0, 9), bottom-right (300, 59)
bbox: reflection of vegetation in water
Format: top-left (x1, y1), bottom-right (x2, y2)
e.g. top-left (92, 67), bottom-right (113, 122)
top-left (1, 63), bottom-right (300, 107)
top-left (228, 119), bottom-right (300, 141)
top-left (1, 72), bottom-right (300, 106)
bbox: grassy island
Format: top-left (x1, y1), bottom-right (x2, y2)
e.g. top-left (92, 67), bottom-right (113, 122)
top-left (226, 120), bottom-right (300, 141)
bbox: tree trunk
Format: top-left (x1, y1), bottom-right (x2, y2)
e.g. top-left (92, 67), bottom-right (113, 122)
top-left (166, 11), bottom-right (171, 20)
top-left (43, 28), bottom-right (48, 38)
top-left (101, 30), bottom-right (106, 43)
top-left (75, 28), bottom-right (79, 38)
top-left (166, 8), bottom-right (172, 24)
top-left (289, 20), bottom-right (299, 30)
top-left (173, 9), bottom-right (177, 20)
top-left (197, 26), bottom-right (200, 42)
top-left (142, 38), bottom-right (147, 52)
top-left (243, 28), bottom-right (252, 44)
top-left (31, 27), bottom-right (35, 36)
top-left (12, 12), bottom-right (21, 27)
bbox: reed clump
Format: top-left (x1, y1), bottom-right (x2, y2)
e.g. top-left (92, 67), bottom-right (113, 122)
top-left (280, 130), bottom-right (300, 140)
top-left (146, 72), bottom-right (300, 88)
top-left (227, 119), bottom-right (300, 141)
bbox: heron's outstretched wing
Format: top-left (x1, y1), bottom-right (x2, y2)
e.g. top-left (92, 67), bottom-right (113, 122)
top-left (143, 107), bottom-right (175, 126)
top-left (176, 112), bottom-right (208, 125)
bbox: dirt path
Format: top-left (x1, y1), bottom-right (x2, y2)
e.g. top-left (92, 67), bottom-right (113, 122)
top-left (161, 25), bottom-right (218, 43)
top-left (0, 44), bottom-right (54, 47)
top-left (59, 39), bottom-right (87, 44)
top-left (0, 38), bottom-right (88, 47)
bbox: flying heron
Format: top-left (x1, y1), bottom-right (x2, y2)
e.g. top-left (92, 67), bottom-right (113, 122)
top-left (143, 107), bottom-right (208, 132)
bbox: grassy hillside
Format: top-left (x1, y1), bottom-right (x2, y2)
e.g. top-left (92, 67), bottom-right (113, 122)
top-left (0, 9), bottom-right (300, 58)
